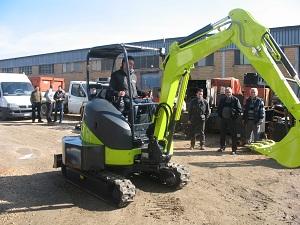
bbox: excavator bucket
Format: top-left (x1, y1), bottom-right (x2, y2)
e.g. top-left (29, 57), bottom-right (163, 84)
top-left (247, 126), bottom-right (300, 168)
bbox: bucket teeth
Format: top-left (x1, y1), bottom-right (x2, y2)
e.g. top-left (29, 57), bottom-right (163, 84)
top-left (246, 139), bottom-right (275, 151)
top-left (244, 127), bottom-right (300, 168)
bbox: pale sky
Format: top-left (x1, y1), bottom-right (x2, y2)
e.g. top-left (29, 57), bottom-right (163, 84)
top-left (0, 0), bottom-right (299, 60)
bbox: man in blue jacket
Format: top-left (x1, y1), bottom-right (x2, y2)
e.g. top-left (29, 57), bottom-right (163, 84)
top-left (243, 88), bottom-right (265, 144)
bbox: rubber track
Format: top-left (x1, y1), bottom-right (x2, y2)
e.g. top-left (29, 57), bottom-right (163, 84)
top-left (63, 167), bottom-right (136, 208)
top-left (167, 162), bottom-right (190, 188)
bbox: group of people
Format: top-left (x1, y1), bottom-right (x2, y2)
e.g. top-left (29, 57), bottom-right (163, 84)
top-left (188, 87), bottom-right (265, 155)
top-left (30, 54), bottom-right (265, 153)
top-left (30, 85), bottom-right (65, 124)
top-left (106, 55), bottom-right (266, 155)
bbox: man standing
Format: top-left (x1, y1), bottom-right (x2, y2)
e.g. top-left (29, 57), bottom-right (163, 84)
top-left (217, 87), bottom-right (242, 155)
top-left (188, 89), bottom-right (210, 150)
top-left (30, 86), bottom-right (43, 123)
top-left (54, 85), bottom-right (65, 123)
top-left (243, 88), bottom-right (265, 144)
top-left (45, 84), bottom-right (55, 123)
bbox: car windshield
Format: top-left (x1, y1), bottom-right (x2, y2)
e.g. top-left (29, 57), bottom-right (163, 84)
top-left (1, 82), bottom-right (33, 96)
top-left (82, 83), bottom-right (109, 95)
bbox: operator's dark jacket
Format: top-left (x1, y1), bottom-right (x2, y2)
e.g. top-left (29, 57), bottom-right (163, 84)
top-left (54, 90), bottom-right (65, 103)
top-left (217, 96), bottom-right (242, 119)
top-left (243, 97), bottom-right (265, 123)
top-left (188, 97), bottom-right (210, 122)
top-left (109, 69), bottom-right (143, 98)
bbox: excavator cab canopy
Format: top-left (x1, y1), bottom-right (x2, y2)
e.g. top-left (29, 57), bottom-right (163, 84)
top-left (85, 43), bottom-right (164, 142)
top-left (86, 43), bottom-right (163, 98)
top-left (87, 43), bottom-right (163, 59)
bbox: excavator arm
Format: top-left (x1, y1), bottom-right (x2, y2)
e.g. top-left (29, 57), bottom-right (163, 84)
top-left (153, 8), bottom-right (300, 168)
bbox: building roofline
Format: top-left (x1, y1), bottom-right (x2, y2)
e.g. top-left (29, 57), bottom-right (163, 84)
top-left (0, 25), bottom-right (299, 67)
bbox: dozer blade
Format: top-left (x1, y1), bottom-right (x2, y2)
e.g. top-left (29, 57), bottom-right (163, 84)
top-left (247, 126), bottom-right (300, 168)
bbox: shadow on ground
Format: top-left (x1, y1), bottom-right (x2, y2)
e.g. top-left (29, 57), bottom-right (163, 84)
top-left (0, 170), bottom-right (182, 214)
top-left (173, 148), bottom-right (259, 157)
top-left (131, 174), bottom-right (181, 194)
top-left (189, 157), bottom-right (285, 169)
top-left (0, 171), bottom-right (116, 213)
top-left (0, 120), bottom-right (78, 128)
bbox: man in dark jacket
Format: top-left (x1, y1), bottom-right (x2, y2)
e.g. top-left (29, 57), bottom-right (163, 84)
top-left (217, 87), bottom-right (242, 155)
top-left (243, 88), bottom-right (265, 144)
top-left (30, 86), bottom-right (43, 123)
top-left (188, 89), bottom-right (210, 150)
top-left (54, 85), bottom-right (65, 123)
top-left (108, 56), bottom-right (145, 114)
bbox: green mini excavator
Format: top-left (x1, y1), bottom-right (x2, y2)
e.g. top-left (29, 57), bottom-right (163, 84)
top-left (54, 8), bottom-right (300, 207)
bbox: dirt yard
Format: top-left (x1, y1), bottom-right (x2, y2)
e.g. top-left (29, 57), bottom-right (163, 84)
top-left (0, 119), bottom-right (299, 225)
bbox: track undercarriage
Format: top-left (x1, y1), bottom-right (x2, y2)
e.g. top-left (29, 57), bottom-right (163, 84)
top-left (54, 154), bottom-right (190, 207)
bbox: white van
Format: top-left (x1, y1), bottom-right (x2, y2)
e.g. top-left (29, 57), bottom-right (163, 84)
top-left (0, 73), bottom-right (33, 120)
top-left (67, 80), bottom-right (109, 114)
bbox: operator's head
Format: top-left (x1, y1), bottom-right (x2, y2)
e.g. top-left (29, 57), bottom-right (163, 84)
top-left (196, 88), bottom-right (204, 99)
top-left (50, 84), bottom-right (53, 89)
top-left (121, 56), bottom-right (135, 72)
top-left (58, 85), bottom-right (62, 91)
top-left (250, 88), bottom-right (258, 98)
top-left (34, 85), bottom-right (39, 91)
top-left (225, 87), bottom-right (232, 97)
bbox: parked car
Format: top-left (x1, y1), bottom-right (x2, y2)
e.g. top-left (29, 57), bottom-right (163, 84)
top-left (67, 80), bottom-right (109, 114)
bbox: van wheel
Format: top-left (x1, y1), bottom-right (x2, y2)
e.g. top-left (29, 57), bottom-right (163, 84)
top-left (0, 112), bottom-right (8, 121)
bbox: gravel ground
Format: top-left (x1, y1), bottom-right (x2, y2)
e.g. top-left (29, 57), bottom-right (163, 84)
top-left (0, 119), bottom-right (300, 225)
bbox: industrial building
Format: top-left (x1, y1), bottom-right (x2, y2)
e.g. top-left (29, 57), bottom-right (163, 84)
top-left (0, 25), bottom-right (299, 90)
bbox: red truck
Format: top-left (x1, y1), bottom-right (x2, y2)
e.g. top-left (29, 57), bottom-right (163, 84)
top-left (29, 76), bottom-right (65, 92)
top-left (28, 76), bottom-right (65, 116)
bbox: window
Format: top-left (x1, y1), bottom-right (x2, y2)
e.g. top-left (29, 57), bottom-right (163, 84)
top-left (1, 82), bottom-right (33, 96)
top-left (91, 60), bottom-right (101, 71)
top-left (19, 66), bottom-right (32, 75)
top-left (240, 53), bottom-right (250, 65)
top-left (135, 55), bottom-right (160, 69)
top-left (62, 62), bottom-right (82, 73)
top-left (39, 64), bottom-right (54, 74)
top-left (89, 58), bottom-right (114, 72)
top-left (1, 68), bottom-right (13, 73)
top-left (234, 50), bottom-right (240, 65)
top-left (101, 58), bottom-right (114, 71)
top-left (141, 72), bottom-right (161, 90)
top-left (234, 50), bottom-right (249, 65)
top-left (73, 62), bottom-right (82, 72)
top-left (196, 53), bottom-right (214, 67)
top-left (70, 84), bottom-right (86, 97)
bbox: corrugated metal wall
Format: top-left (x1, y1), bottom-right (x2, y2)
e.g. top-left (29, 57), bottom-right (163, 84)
top-left (0, 26), bottom-right (299, 68)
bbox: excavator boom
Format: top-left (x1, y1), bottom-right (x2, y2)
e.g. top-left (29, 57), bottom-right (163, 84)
top-left (154, 8), bottom-right (300, 168)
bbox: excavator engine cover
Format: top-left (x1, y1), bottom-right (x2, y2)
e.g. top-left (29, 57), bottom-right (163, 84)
top-left (82, 98), bottom-right (133, 149)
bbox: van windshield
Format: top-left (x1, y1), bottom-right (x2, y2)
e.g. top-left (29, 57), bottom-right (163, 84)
top-left (1, 82), bottom-right (33, 96)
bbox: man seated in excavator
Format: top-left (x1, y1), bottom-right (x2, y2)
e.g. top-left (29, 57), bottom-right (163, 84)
top-left (107, 55), bottom-right (149, 117)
